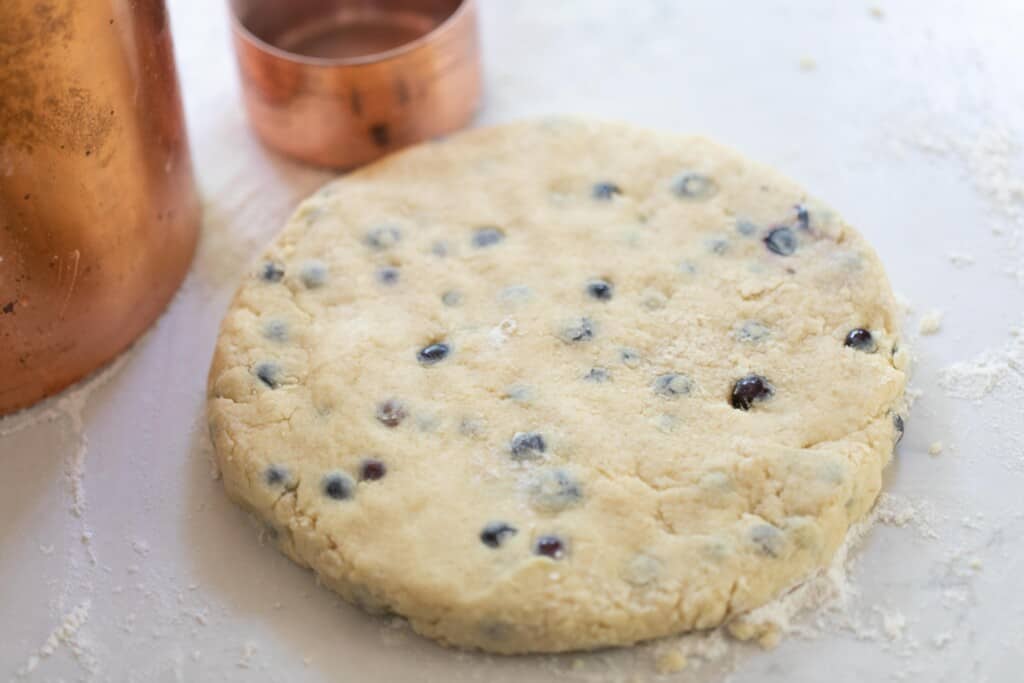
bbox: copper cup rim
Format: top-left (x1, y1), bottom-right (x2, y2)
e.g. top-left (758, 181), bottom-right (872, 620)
top-left (228, 0), bottom-right (474, 67)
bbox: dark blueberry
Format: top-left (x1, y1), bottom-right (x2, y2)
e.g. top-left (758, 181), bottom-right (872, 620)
top-left (671, 172), bottom-right (718, 200)
top-left (417, 342), bottom-right (451, 365)
top-left (375, 399), bottom-right (407, 427)
top-left (592, 182), bottom-right (622, 200)
top-left (707, 238), bottom-right (729, 255)
top-left (472, 227), bottom-right (504, 248)
top-left (730, 374), bottom-right (775, 410)
top-left (264, 465), bottom-right (288, 486)
top-left (750, 524), bottom-right (784, 557)
top-left (254, 362), bottom-right (280, 389)
top-left (264, 320), bottom-right (288, 342)
top-left (586, 279), bottom-right (614, 301)
top-left (560, 317), bottom-right (594, 343)
top-left (370, 122), bottom-right (390, 147)
top-left (261, 262), bottom-right (285, 282)
top-left (510, 431), bottom-right (546, 460)
top-left (534, 535), bottom-right (566, 559)
top-left (893, 414), bottom-right (905, 444)
top-left (364, 225), bottom-right (401, 250)
top-left (763, 227), bottom-right (797, 256)
top-left (844, 328), bottom-right (877, 353)
top-left (654, 373), bottom-right (693, 397)
top-left (480, 522), bottom-right (517, 548)
top-left (360, 459), bottom-right (387, 481)
top-left (584, 367), bottom-right (610, 382)
top-left (300, 260), bottom-right (327, 288)
top-left (794, 204), bottom-right (811, 231)
top-left (527, 468), bottom-right (582, 513)
top-left (736, 219), bottom-right (758, 236)
top-left (441, 290), bottom-right (462, 306)
top-left (322, 472), bottom-right (354, 500)
top-left (376, 267), bottom-right (400, 285)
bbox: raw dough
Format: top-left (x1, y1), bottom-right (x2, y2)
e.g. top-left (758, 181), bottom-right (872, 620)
top-left (207, 119), bottom-right (907, 653)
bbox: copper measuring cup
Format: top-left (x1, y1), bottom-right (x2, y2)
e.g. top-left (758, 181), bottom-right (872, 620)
top-left (0, 0), bottom-right (199, 415)
top-left (229, 0), bottom-right (482, 168)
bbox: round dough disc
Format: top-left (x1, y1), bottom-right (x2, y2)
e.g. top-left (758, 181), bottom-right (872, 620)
top-left (207, 119), bottom-right (907, 653)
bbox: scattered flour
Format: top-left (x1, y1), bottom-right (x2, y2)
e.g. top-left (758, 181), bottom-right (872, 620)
top-left (938, 321), bottom-right (1024, 400)
top-left (901, 118), bottom-right (1024, 285)
top-left (487, 317), bottom-right (519, 347)
top-left (14, 600), bottom-right (95, 679)
top-left (724, 492), bottom-right (936, 652)
top-left (918, 309), bottom-right (944, 336)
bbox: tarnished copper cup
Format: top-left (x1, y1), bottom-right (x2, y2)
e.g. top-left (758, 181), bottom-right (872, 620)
top-left (0, 0), bottom-right (200, 416)
top-left (229, 0), bottom-right (481, 169)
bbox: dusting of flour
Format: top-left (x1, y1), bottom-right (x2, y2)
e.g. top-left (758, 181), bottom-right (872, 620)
top-left (938, 321), bottom-right (1024, 400)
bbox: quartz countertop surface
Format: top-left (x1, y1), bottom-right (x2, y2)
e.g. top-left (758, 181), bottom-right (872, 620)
top-left (3, 1), bottom-right (1023, 681)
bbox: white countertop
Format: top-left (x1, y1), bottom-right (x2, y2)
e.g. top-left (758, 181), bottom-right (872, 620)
top-left (3, 1), bottom-right (1023, 681)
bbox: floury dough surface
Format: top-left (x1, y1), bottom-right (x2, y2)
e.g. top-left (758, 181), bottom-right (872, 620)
top-left (206, 119), bottom-right (907, 653)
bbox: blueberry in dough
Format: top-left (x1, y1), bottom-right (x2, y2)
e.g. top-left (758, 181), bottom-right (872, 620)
top-left (731, 374), bottom-right (774, 410)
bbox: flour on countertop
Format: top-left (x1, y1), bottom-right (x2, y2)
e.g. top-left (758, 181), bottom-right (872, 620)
top-left (14, 600), bottom-right (95, 679)
top-left (725, 493), bottom-right (922, 648)
top-left (938, 321), bottom-right (1024, 400)
top-left (902, 120), bottom-right (1024, 287)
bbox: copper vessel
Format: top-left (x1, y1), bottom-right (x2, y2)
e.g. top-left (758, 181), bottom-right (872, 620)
top-left (229, 0), bottom-right (481, 168)
top-left (0, 0), bottom-right (199, 415)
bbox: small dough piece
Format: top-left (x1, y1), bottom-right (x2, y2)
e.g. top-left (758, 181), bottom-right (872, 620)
top-left (919, 309), bottom-right (944, 335)
top-left (207, 119), bottom-right (906, 653)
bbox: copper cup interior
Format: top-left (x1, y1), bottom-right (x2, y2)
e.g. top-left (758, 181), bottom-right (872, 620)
top-left (232, 0), bottom-right (465, 62)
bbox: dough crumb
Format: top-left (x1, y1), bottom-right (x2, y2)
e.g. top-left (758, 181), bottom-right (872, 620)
top-left (928, 441), bottom-right (944, 455)
top-left (869, 6), bottom-right (885, 20)
top-left (798, 56), bottom-right (817, 72)
top-left (918, 309), bottom-right (944, 335)
top-left (238, 640), bottom-right (258, 668)
top-left (727, 617), bottom-right (782, 649)
top-left (880, 610), bottom-right (906, 640)
top-left (654, 649), bottom-right (688, 674)
top-left (947, 251), bottom-right (975, 268)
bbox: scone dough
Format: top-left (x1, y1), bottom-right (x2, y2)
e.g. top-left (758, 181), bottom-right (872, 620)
top-left (207, 119), bottom-right (907, 653)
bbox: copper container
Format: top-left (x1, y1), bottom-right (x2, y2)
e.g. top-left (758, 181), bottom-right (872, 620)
top-left (229, 0), bottom-right (481, 168)
top-left (0, 0), bottom-right (200, 415)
